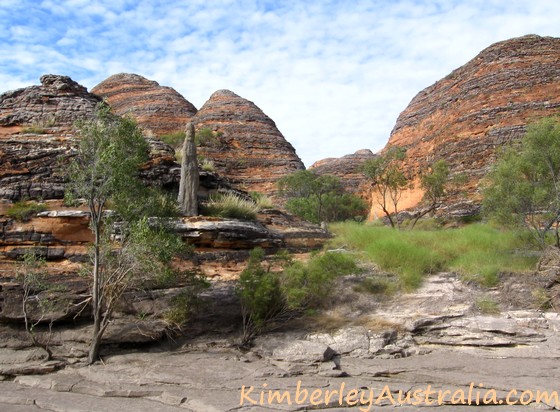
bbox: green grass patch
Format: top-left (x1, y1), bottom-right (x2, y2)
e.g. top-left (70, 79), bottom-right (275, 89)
top-left (202, 192), bottom-right (259, 220)
top-left (6, 200), bottom-right (47, 221)
top-left (330, 222), bottom-right (538, 290)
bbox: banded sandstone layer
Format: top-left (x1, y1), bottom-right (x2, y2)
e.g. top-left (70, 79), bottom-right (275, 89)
top-left (385, 34), bottom-right (560, 215)
top-left (193, 89), bottom-right (305, 195)
top-left (91, 73), bottom-right (197, 136)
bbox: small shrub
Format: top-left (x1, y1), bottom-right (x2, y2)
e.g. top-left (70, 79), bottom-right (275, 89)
top-left (159, 131), bottom-right (185, 148)
top-left (354, 276), bottom-right (397, 295)
top-left (7, 200), bottom-right (47, 221)
top-left (203, 193), bottom-right (259, 220)
top-left (237, 248), bottom-right (285, 343)
top-left (201, 158), bottom-right (215, 172)
top-left (196, 127), bottom-right (221, 147)
top-left (163, 277), bottom-right (209, 328)
top-left (237, 249), bottom-right (359, 345)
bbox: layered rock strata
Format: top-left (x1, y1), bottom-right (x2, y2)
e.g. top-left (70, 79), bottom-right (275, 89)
top-left (91, 73), bottom-right (197, 136)
top-left (193, 89), bottom-right (305, 195)
top-left (384, 35), bottom-right (560, 214)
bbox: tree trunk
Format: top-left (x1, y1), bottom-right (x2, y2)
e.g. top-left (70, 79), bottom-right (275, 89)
top-left (178, 122), bottom-right (199, 216)
top-left (88, 208), bottom-right (103, 365)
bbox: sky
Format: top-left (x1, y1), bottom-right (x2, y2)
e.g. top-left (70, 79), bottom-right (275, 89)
top-left (1, 1), bottom-right (560, 167)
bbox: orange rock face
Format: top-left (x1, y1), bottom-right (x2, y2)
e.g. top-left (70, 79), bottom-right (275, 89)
top-left (193, 89), bottom-right (304, 195)
top-left (385, 35), bottom-right (560, 215)
top-left (92, 73), bottom-right (198, 136)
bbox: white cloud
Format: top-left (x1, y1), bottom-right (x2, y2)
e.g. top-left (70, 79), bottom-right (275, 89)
top-left (1, 0), bottom-right (560, 166)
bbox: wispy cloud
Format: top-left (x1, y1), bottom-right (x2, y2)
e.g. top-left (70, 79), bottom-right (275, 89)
top-left (1, 0), bottom-right (560, 166)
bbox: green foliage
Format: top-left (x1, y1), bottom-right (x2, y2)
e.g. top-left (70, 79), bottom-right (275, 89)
top-left (361, 147), bottom-right (408, 228)
top-left (195, 127), bottom-right (222, 147)
top-left (159, 130), bottom-right (185, 148)
top-left (163, 276), bottom-right (210, 328)
top-left (202, 192), bottom-right (259, 220)
top-left (278, 170), bottom-right (368, 224)
top-left (67, 103), bottom-right (149, 214)
top-left (236, 248), bottom-right (358, 345)
top-left (420, 160), bottom-right (449, 207)
top-left (330, 222), bottom-right (537, 290)
top-left (483, 116), bottom-right (560, 248)
top-left (17, 249), bottom-right (56, 360)
top-left (6, 200), bottom-right (47, 221)
top-left (66, 103), bottom-right (190, 364)
top-left (281, 251), bottom-right (358, 309)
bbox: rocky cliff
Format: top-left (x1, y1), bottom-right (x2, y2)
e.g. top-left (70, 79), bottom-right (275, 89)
top-left (91, 73), bottom-right (198, 136)
top-left (384, 34), bottom-right (560, 215)
top-left (193, 89), bottom-right (305, 195)
top-left (309, 149), bottom-right (375, 195)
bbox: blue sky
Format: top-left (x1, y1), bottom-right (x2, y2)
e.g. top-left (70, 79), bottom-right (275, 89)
top-left (2, 0), bottom-right (560, 166)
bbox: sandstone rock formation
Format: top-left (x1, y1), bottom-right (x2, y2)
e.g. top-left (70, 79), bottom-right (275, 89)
top-left (384, 34), bottom-right (560, 215)
top-left (91, 73), bottom-right (197, 136)
top-left (193, 89), bottom-right (305, 195)
top-left (309, 149), bottom-right (375, 195)
top-left (0, 74), bottom-right (101, 128)
top-left (0, 75), bottom-right (103, 201)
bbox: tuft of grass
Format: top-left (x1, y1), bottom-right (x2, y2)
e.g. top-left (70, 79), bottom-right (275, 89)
top-left (250, 192), bottom-right (274, 209)
top-left (202, 192), bottom-right (259, 220)
top-left (22, 117), bottom-right (56, 134)
top-left (200, 158), bottom-right (215, 172)
top-left (6, 200), bottom-right (47, 221)
top-left (330, 222), bottom-right (538, 290)
top-left (475, 295), bottom-right (500, 314)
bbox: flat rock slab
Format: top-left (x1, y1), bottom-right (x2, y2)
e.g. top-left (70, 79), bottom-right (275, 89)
top-left (2, 338), bottom-right (560, 411)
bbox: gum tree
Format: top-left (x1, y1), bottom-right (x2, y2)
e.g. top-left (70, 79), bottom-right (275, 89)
top-left (362, 147), bottom-right (408, 228)
top-left (483, 116), bottom-right (560, 248)
top-left (67, 104), bottom-right (185, 364)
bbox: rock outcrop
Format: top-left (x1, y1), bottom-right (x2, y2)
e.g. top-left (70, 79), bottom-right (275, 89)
top-left (193, 89), bottom-right (305, 195)
top-left (0, 75), bottom-right (103, 201)
top-left (91, 73), bottom-right (197, 136)
top-left (309, 149), bottom-right (375, 195)
top-left (0, 75), bottom-right (101, 128)
top-left (384, 35), bottom-right (560, 215)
